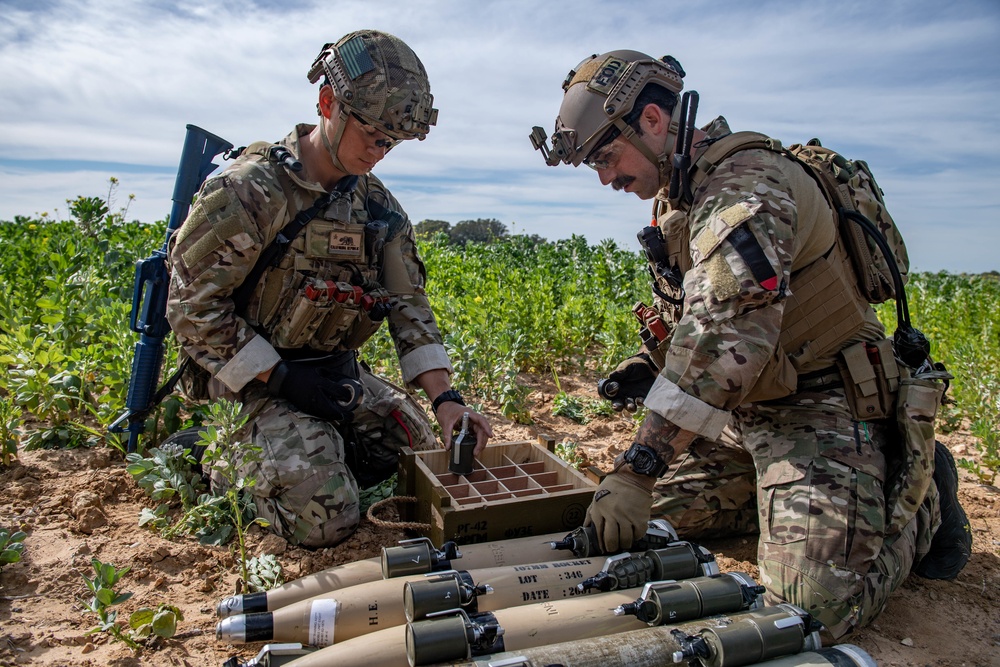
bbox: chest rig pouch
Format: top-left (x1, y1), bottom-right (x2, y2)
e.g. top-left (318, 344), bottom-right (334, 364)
top-left (233, 148), bottom-right (400, 354)
top-left (264, 199), bottom-right (395, 352)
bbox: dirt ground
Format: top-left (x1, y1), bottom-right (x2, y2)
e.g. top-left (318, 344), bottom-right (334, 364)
top-left (1, 372), bottom-right (998, 667)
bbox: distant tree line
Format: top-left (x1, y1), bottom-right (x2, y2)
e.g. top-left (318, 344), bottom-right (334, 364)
top-left (413, 218), bottom-right (546, 246)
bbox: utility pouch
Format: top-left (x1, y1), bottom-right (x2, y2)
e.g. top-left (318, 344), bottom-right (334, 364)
top-left (836, 339), bottom-right (900, 421)
top-left (340, 307), bottom-right (384, 350)
top-left (885, 363), bottom-right (951, 535)
top-left (339, 286), bottom-right (392, 350)
top-left (269, 288), bottom-right (337, 349)
top-left (271, 278), bottom-right (375, 351)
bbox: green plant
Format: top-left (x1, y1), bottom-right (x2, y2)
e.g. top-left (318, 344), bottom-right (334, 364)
top-left (0, 528), bottom-right (26, 569)
top-left (0, 397), bottom-right (21, 466)
top-left (496, 372), bottom-right (533, 424)
top-left (81, 558), bottom-right (141, 651)
top-left (127, 403), bottom-right (263, 549)
top-left (359, 474), bottom-right (397, 513)
top-left (128, 603), bottom-right (183, 641)
top-left (584, 397), bottom-right (616, 420)
top-left (551, 371), bottom-right (587, 424)
top-left (965, 415), bottom-right (1000, 486)
top-left (139, 490), bottom-right (255, 548)
top-left (126, 442), bottom-right (205, 507)
top-left (952, 345), bottom-right (1000, 485)
top-left (245, 554), bottom-right (284, 593)
top-left (554, 439), bottom-right (586, 469)
top-left (3, 202), bottom-right (1000, 500)
top-left (199, 399), bottom-right (270, 588)
top-left (21, 421), bottom-right (102, 451)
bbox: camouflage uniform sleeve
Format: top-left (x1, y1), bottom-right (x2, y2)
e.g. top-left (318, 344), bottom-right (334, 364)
top-left (166, 162), bottom-right (285, 392)
top-left (643, 150), bottom-right (798, 440)
top-left (365, 175), bottom-right (452, 385)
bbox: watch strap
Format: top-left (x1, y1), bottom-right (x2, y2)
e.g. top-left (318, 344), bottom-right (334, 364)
top-left (432, 389), bottom-right (466, 414)
top-left (623, 442), bottom-right (668, 477)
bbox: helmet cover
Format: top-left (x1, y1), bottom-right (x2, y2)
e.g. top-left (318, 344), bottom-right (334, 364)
top-left (308, 30), bottom-right (438, 141)
top-left (541, 50), bottom-right (684, 166)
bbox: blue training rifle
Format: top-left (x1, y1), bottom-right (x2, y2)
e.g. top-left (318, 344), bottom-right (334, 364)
top-left (109, 124), bottom-right (233, 453)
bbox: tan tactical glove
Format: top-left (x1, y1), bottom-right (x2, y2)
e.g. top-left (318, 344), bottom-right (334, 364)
top-left (584, 470), bottom-right (655, 553)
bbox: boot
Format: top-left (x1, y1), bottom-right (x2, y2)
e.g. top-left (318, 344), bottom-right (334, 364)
top-left (912, 441), bottom-right (972, 579)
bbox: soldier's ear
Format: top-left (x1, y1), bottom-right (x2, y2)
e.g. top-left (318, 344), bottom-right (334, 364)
top-left (641, 103), bottom-right (669, 137)
top-left (318, 85), bottom-right (338, 119)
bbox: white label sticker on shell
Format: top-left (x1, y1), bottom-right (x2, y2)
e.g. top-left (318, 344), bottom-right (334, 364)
top-left (309, 598), bottom-right (338, 646)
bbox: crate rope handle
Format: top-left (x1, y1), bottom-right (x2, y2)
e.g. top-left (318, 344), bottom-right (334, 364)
top-left (365, 495), bottom-right (432, 531)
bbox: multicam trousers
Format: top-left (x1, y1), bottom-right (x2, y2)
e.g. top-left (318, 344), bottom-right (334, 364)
top-left (652, 385), bottom-right (939, 640)
top-left (210, 367), bottom-right (437, 548)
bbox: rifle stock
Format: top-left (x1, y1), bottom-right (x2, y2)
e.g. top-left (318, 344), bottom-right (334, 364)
top-left (110, 124), bottom-right (233, 453)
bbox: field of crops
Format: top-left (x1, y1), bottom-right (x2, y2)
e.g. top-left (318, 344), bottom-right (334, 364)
top-left (1, 200), bottom-right (998, 479)
top-left (1, 198), bottom-right (999, 666)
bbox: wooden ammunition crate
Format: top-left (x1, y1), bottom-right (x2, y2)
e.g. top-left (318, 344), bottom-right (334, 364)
top-left (396, 438), bottom-right (598, 546)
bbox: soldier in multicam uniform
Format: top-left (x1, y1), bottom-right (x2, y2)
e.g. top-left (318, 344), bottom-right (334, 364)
top-left (532, 50), bottom-right (970, 640)
top-left (166, 30), bottom-right (492, 548)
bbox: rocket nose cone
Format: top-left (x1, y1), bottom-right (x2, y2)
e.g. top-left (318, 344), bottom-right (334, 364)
top-left (217, 595), bottom-right (243, 618)
top-left (216, 615), bottom-right (247, 643)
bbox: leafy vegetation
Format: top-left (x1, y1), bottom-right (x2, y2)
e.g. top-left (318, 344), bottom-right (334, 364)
top-left (0, 396), bottom-right (21, 466)
top-left (80, 557), bottom-right (182, 650)
top-left (126, 442), bottom-right (205, 508)
top-left (554, 439), bottom-right (587, 469)
top-left (198, 399), bottom-right (270, 589)
top-left (128, 603), bottom-right (184, 642)
top-left (413, 217), bottom-right (528, 246)
top-left (1, 191), bottom-right (999, 498)
top-left (0, 528), bottom-right (26, 570)
top-left (245, 553), bottom-right (285, 593)
top-left (874, 273), bottom-right (1000, 482)
top-left (949, 344), bottom-right (1000, 485)
top-left (80, 558), bottom-right (141, 650)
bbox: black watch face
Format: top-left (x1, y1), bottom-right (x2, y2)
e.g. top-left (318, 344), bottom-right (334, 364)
top-left (632, 450), bottom-right (656, 474)
top-left (627, 444), bottom-right (662, 476)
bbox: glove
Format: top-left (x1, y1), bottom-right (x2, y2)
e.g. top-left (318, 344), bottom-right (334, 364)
top-left (267, 359), bottom-right (363, 423)
top-left (584, 470), bottom-right (655, 553)
top-left (597, 353), bottom-right (658, 412)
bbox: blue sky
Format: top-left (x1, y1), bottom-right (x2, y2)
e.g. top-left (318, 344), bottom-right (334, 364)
top-left (1, 0), bottom-right (998, 272)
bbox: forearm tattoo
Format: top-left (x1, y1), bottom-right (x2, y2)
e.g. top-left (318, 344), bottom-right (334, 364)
top-left (635, 411), bottom-right (697, 465)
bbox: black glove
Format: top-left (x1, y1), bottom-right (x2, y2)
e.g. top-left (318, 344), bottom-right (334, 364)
top-left (267, 358), bottom-right (363, 423)
top-left (597, 353), bottom-right (658, 412)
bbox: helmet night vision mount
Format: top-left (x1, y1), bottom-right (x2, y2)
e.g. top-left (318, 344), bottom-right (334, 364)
top-left (531, 50), bottom-right (687, 176)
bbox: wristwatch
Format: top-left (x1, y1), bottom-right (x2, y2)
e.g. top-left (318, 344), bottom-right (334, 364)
top-left (432, 389), bottom-right (466, 414)
top-left (617, 442), bottom-right (668, 478)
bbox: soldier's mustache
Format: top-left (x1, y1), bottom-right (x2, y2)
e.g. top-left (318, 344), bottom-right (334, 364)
top-left (611, 175), bottom-right (635, 191)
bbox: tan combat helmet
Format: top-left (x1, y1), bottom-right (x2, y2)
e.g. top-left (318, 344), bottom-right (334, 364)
top-left (309, 30), bottom-right (438, 172)
top-left (530, 50), bottom-right (684, 176)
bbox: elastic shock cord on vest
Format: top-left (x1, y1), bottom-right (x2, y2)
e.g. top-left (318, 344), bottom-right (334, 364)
top-left (839, 209), bottom-right (930, 370)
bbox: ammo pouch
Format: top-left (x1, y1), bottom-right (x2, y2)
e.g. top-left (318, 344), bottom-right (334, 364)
top-left (269, 278), bottom-right (391, 352)
top-left (885, 362), bottom-right (952, 535)
top-left (836, 339), bottom-right (900, 421)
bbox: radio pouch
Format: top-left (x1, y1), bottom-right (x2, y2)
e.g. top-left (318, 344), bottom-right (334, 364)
top-left (885, 363), bottom-right (951, 535)
top-left (837, 339), bottom-right (900, 421)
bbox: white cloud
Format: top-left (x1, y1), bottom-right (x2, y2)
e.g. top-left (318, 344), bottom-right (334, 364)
top-left (1, 0), bottom-right (997, 272)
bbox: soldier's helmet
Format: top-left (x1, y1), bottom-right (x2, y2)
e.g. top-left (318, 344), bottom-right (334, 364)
top-left (308, 30), bottom-right (438, 141)
top-left (538, 50), bottom-right (684, 167)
